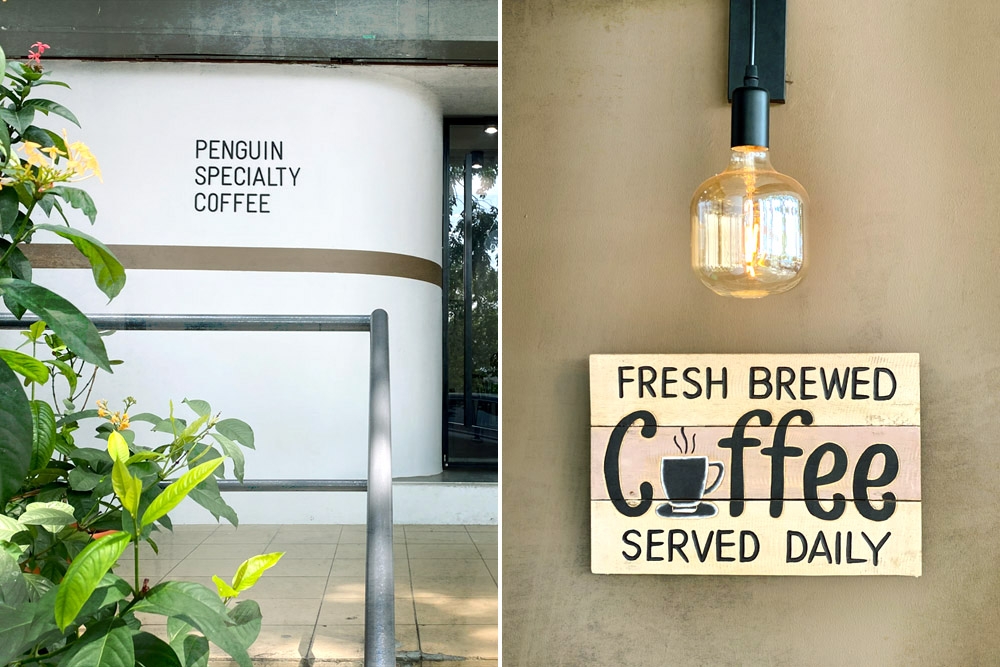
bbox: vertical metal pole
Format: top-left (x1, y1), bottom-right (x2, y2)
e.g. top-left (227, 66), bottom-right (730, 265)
top-left (463, 152), bottom-right (475, 428)
top-left (365, 309), bottom-right (394, 666)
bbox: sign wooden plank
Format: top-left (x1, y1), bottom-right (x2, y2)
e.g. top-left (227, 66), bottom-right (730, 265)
top-left (590, 354), bottom-right (920, 427)
top-left (591, 500), bottom-right (921, 576)
top-left (590, 426), bottom-right (921, 501)
top-left (590, 353), bottom-right (921, 576)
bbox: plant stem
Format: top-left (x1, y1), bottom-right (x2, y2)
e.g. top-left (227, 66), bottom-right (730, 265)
top-left (133, 537), bottom-right (140, 597)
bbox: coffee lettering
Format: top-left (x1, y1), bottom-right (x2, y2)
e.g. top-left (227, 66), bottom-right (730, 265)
top-left (604, 411), bottom-right (655, 517)
top-left (660, 366), bottom-right (678, 397)
top-left (852, 444), bottom-right (899, 521)
top-left (740, 530), bottom-right (760, 562)
top-left (803, 442), bottom-right (848, 520)
top-left (638, 366), bottom-right (656, 398)
top-left (682, 367), bottom-right (702, 399)
top-left (646, 529), bottom-right (665, 561)
top-left (668, 529), bottom-right (689, 562)
top-left (760, 409), bottom-right (811, 518)
top-left (749, 366), bottom-right (772, 399)
top-left (851, 366), bottom-right (871, 399)
top-left (715, 529), bottom-right (737, 562)
top-left (622, 530), bottom-right (641, 561)
top-left (799, 366), bottom-right (818, 399)
top-left (776, 366), bottom-right (795, 400)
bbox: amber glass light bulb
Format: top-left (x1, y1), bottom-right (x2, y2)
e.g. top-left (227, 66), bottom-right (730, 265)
top-left (691, 146), bottom-right (806, 298)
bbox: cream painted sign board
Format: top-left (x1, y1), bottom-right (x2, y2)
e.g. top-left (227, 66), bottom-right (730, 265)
top-left (590, 354), bottom-right (921, 576)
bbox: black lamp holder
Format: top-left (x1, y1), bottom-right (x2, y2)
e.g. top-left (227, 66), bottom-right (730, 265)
top-left (728, 0), bottom-right (786, 148)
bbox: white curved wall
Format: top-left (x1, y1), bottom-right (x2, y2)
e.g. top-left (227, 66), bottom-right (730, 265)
top-left (9, 62), bottom-right (445, 521)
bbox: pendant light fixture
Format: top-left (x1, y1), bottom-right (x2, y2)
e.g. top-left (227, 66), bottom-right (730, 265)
top-left (691, 0), bottom-right (807, 298)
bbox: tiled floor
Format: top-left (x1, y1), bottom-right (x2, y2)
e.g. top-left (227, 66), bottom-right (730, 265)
top-left (119, 523), bottom-right (497, 666)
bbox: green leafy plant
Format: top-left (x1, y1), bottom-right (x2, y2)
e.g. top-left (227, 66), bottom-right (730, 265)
top-left (0, 40), bottom-right (121, 510)
top-left (0, 44), bottom-right (284, 666)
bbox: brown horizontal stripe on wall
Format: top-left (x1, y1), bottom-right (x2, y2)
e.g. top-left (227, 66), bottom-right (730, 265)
top-left (23, 244), bottom-right (443, 288)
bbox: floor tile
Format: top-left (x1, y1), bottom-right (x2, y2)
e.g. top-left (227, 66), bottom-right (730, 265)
top-left (152, 526), bottom-right (218, 544)
top-left (464, 525), bottom-right (498, 533)
top-left (168, 558), bottom-right (248, 578)
top-left (118, 543), bottom-right (199, 561)
top-left (266, 557), bottom-right (332, 577)
top-left (484, 559), bottom-right (497, 581)
top-left (410, 573), bottom-right (497, 598)
top-left (203, 526), bottom-right (279, 545)
top-left (403, 531), bottom-right (473, 545)
top-left (330, 542), bottom-right (408, 560)
top-left (339, 526), bottom-right (405, 544)
top-left (329, 558), bottom-right (367, 577)
top-left (413, 597), bottom-right (497, 625)
top-left (473, 541), bottom-right (498, 559)
top-left (208, 625), bottom-right (313, 660)
top-left (220, 576), bottom-right (327, 599)
top-left (468, 532), bottom-right (498, 545)
top-left (261, 541), bottom-right (339, 559)
top-left (274, 525), bottom-right (344, 543)
top-left (418, 624), bottom-right (498, 659)
top-left (408, 559), bottom-right (492, 578)
top-left (325, 576), bottom-right (413, 601)
top-left (403, 524), bottom-right (467, 532)
top-left (317, 598), bottom-right (416, 626)
top-left (311, 623), bottom-right (418, 660)
top-left (406, 543), bottom-right (482, 559)
top-left (250, 597), bottom-right (323, 626)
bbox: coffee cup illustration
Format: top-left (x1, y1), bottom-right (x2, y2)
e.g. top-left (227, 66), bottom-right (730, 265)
top-left (657, 456), bottom-right (725, 518)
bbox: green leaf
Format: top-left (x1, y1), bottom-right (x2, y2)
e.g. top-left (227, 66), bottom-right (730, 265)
top-left (0, 188), bottom-right (18, 231)
top-left (33, 224), bottom-right (125, 299)
top-left (68, 467), bottom-right (104, 492)
top-left (215, 418), bottom-right (254, 450)
top-left (0, 106), bottom-right (34, 134)
top-left (0, 117), bottom-right (9, 162)
top-left (212, 574), bottom-right (238, 599)
top-left (47, 358), bottom-right (79, 396)
top-left (182, 634), bottom-right (210, 667)
top-left (20, 500), bottom-right (76, 533)
top-left (29, 400), bottom-right (56, 469)
top-left (180, 413), bottom-right (208, 439)
top-left (231, 552), bottom-right (284, 593)
top-left (63, 622), bottom-right (135, 667)
top-left (141, 458), bottom-right (223, 528)
top-left (111, 458), bottom-right (141, 518)
top-left (131, 581), bottom-right (253, 667)
top-left (125, 450), bottom-right (165, 464)
top-left (71, 446), bottom-right (113, 472)
top-left (0, 514), bottom-right (26, 542)
top-left (54, 531), bottom-right (130, 631)
top-left (182, 398), bottom-right (211, 417)
top-left (133, 631), bottom-right (183, 667)
top-left (0, 238), bottom-right (32, 282)
top-left (107, 430), bottom-right (129, 463)
top-left (0, 349), bottom-right (49, 384)
top-left (0, 356), bottom-right (32, 505)
top-left (0, 279), bottom-right (111, 371)
top-left (23, 98), bottom-right (81, 127)
top-left (210, 432), bottom-right (244, 483)
top-left (225, 599), bottom-right (262, 653)
top-left (187, 476), bottom-right (238, 526)
top-left (47, 186), bottom-right (97, 224)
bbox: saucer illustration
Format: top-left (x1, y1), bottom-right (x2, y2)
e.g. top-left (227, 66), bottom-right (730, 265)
top-left (655, 502), bottom-right (719, 518)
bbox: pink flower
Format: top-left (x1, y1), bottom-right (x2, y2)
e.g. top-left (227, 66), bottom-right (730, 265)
top-left (27, 42), bottom-right (50, 65)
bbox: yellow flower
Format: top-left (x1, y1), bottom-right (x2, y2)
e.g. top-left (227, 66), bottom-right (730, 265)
top-left (40, 145), bottom-right (65, 159)
top-left (19, 142), bottom-right (46, 168)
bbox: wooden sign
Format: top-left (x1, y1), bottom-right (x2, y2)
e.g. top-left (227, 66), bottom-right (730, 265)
top-left (590, 354), bottom-right (921, 576)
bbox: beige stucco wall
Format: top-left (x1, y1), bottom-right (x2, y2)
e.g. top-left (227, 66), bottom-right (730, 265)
top-left (502, 1), bottom-right (1000, 664)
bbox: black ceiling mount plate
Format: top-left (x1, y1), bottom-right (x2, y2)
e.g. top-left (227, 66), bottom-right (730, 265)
top-left (728, 0), bottom-right (787, 103)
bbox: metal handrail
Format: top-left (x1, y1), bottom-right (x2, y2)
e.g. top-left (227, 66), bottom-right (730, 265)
top-left (0, 311), bottom-right (395, 667)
